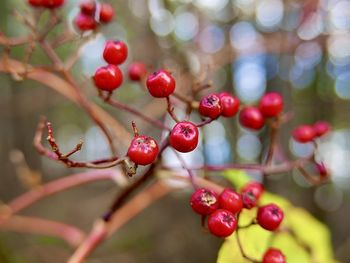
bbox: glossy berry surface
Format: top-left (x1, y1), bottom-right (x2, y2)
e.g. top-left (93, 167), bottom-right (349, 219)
top-left (28, 0), bottom-right (43, 7)
top-left (80, 0), bottom-right (96, 15)
top-left (316, 162), bottom-right (328, 177)
top-left (257, 204), bottom-right (284, 231)
top-left (292, 125), bottom-right (315, 143)
top-left (103, 40), bottom-right (128, 65)
top-left (313, 121), bottom-right (330, 137)
top-left (93, 65), bottom-right (123, 91)
top-left (99, 3), bottom-right (114, 23)
top-left (241, 182), bottom-right (264, 209)
top-left (219, 93), bottom-right (240, 117)
top-left (239, 107), bottom-right (265, 130)
top-left (218, 188), bottom-right (243, 214)
top-left (146, 70), bottom-right (176, 98)
top-left (262, 248), bottom-right (286, 263)
top-left (208, 209), bottom-right (237, 238)
top-left (128, 62), bottom-right (147, 81)
top-left (42, 0), bottom-right (64, 8)
top-left (127, 135), bottom-right (158, 166)
top-left (190, 188), bottom-right (219, 215)
top-left (170, 122), bottom-right (199, 153)
top-left (199, 94), bottom-right (222, 119)
top-left (75, 13), bottom-right (97, 31)
top-left (259, 92), bottom-right (283, 117)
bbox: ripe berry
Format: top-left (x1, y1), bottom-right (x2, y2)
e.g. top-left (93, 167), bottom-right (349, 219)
top-left (313, 121), bottom-right (330, 137)
top-left (99, 3), bottom-right (114, 23)
top-left (218, 188), bottom-right (243, 214)
top-left (239, 107), bottom-right (265, 130)
top-left (42, 0), bottom-right (64, 8)
top-left (219, 93), bottom-right (240, 118)
top-left (93, 64), bottom-right (123, 91)
top-left (292, 125), bottom-right (315, 143)
top-left (75, 13), bottom-right (97, 31)
top-left (208, 209), bottom-right (237, 238)
top-left (257, 204), bottom-right (284, 231)
top-left (146, 70), bottom-right (176, 98)
top-left (199, 94), bottom-right (222, 119)
top-left (103, 40), bottom-right (128, 65)
top-left (80, 0), bottom-right (96, 16)
top-left (315, 162), bottom-right (328, 177)
top-left (169, 122), bottom-right (199, 153)
top-left (28, 0), bottom-right (43, 7)
top-left (259, 92), bottom-right (283, 117)
top-left (241, 182), bottom-right (264, 209)
top-left (128, 62), bottom-right (147, 81)
top-left (190, 188), bottom-right (219, 215)
top-left (262, 248), bottom-right (286, 263)
top-left (127, 135), bottom-right (159, 165)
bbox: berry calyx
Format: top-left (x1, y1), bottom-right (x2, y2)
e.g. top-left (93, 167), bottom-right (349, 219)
top-left (169, 122), bottom-right (199, 153)
top-left (219, 93), bottom-right (240, 118)
top-left (42, 0), bottom-right (64, 8)
top-left (257, 204), bottom-right (284, 231)
top-left (262, 248), bottom-right (286, 263)
top-left (103, 40), bottom-right (128, 65)
top-left (239, 106), bottom-right (265, 130)
top-left (208, 209), bottom-right (237, 238)
top-left (259, 92), bottom-right (283, 117)
top-left (127, 135), bottom-right (159, 166)
top-left (128, 62), bottom-right (147, 81)
top-left (93, 64), bottom-right (123, 91)
top-left (99, 3), bottom-right (114, 23)
top-left (313, 121), bottom-right (330, 137)
top-left (28, 0), bottom-right (43, 7)
top-left (190, 188), bottom-right (219, 215)
top-left (75, 13), bottom-right (97, 31)
top-left (199, 94), bottom-right (222, 119)
top-left (146, 70), bottom-right (176, 98)
top-left (292, 125), bottom-right (315, 143)
top-left (241, 182), bottom-right (264, 209)
top-left (218, 188), bottom-right (243, 214)
top-left (80, 0), bottom-right (96, 16)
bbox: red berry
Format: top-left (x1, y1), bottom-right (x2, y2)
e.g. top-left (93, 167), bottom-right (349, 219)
top-left (259, 92), bottom-right (283, 117)
top-left (218, 188), bottom-right (243, 214)
top-left (93, 64), bottom-right (123, 91)
top-left (257, 204), bottom-right (284, 231)
top-left (169, 122), bottom-right (199, 153)
top-left (219, 93), bottom-right (240, 117)
top-left (103, 40), bottom-right (128, 65)
top-left (75, 13), bottom-right (97, 31)
top-left (146, 70), bottom-right (176, 98)
top-left (241, 182), bottom-right (264, 209)
top-left (239, 107), bottom-right (265, 130)
top-left (292, 125), bottom-right (315, 143)
top-left (208, 209), bottom-right (237, 238)
top-left (190, 188), bottom-right (219, 215)
top-left (128, 62), bottom-right (147, 81)
top-left (127, 135), bottom-right (159, 166)
top-left (28, 0), bottom-right (43, 7)
top-left (199, 94), bottom-right (222, 119)
top-left (80, 0), bottom-right (96, 16)
top-left (262, 248), bottom-right (286, 263)
top-left (99, 3), bottom-right (114, 23)
top-left (315, 162), bottom-right (328, 177)
top-left (313, 121), bottom-right (330, 137)
top-left (42, 0), bottom-right (64, 8)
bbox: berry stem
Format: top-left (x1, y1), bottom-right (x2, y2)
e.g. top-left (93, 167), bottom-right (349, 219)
top-left (131, 121), bottom-right (139, 137)
top-left (166, 96), bottom-right (181, 123)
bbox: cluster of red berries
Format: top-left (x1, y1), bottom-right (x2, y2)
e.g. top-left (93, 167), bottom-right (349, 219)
top-left (28, 0), bottom-right (64, 8)
top-left (292, 121), bottom-right (330, 143)
top-left (199, 93), bottom-right (240, 119)
top-left (75, 1), bottom-right (114, 31)
top-left (190, 182), bottom-right (285, 262)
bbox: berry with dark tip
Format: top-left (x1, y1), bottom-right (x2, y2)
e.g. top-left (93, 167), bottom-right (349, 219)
top-left (259, 92), bottom-right (283, 118)
top-left (241, 182), bottom-right (264, 209)
top-left (208, 209), bottom-right (237, 237)
top-left (239, 106), bottom-right (265, 130)
top-left (75, 13), bottom-right (97, 31)
top-left (257, 204), bottom-right (284, 231)
top-left (292, 125), bottom-right (315, 143)
top-left (146, 70), bottom-right (176, 98)
top-left (80, 0), bottom-right (96, 16)
top-left (218, 188), bottom-right (243, 214)
top-left (93, 64), bottom-right (123, 91)
top-left (103, 40), bottom-right (128, 65)
top-left (199, 94), bottom-right (222, 119)
top-left (127, 135), bottom-right (159, 165)
top-left (219, 93), bottom-right (240, 118)
top-left (169, 122), bottom-right (199, 153)
top-left (190, 188), bottom-right (219, 215)
top-left (262, 248), bottom-right (286, 263)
